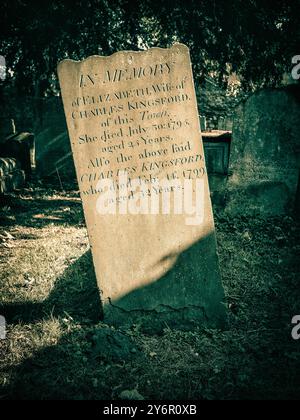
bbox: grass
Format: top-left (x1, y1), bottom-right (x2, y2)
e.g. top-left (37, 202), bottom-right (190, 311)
top-left (0, 184), bottom-right (299, 400)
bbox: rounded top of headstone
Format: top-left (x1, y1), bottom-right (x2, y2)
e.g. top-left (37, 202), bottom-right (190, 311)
top-left (57, 43), bottom-right (189, 70)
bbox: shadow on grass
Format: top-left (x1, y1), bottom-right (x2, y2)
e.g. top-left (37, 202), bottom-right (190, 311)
top-left (0, 192), bottom-right (84, 228)
top-left (0, 251), bottom-right (109, 400)
top-left (1, 209), bottom-right (300, 400)
top-left (1, 250), bottom-right (102, 325)
top-left (0, 231), bottom-right (228, 400)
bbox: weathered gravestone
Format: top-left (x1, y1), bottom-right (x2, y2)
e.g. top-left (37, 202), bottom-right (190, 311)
top-left (227, 85), bottom-right (300, 216)
top-left (57, 44), bottom-right (227, 330)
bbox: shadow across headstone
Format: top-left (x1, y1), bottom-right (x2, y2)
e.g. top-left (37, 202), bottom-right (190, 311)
top-left (104, 232), bottom-right (227, 333)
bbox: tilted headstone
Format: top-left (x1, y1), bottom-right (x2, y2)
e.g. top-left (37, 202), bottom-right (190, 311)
top-left (57, 44), bottom-right (227, 330)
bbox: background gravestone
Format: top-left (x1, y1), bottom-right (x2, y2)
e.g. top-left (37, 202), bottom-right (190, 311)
top-left (58, 44), bottom-right (227, 330)
top-left (226, 85), bottom-right (300, 216)
top-left (33, 98), bottom-right (76, 180)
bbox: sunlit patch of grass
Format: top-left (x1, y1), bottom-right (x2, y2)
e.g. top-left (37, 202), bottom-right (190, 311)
top-left (0, 225), bottom-right (89, 305)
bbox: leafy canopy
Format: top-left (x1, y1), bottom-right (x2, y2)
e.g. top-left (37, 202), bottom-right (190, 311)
top-left (0, 0), bottom-right (299, 96)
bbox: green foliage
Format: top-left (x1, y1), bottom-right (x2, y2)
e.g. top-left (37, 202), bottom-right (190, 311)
top-left (0, 0), bottom-right (299, 96)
